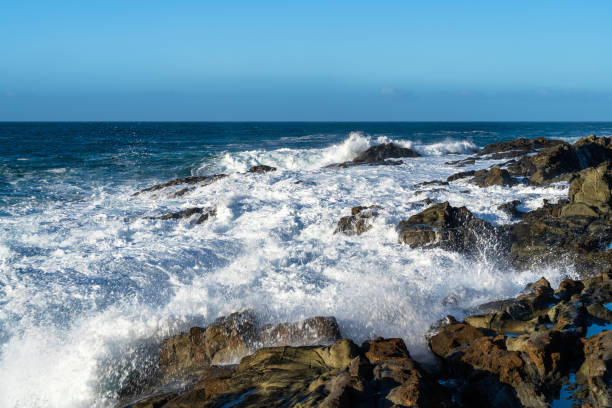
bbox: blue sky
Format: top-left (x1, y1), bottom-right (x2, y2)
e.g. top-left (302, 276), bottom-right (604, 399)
top-left (1, 1), bottom-right (611, 120)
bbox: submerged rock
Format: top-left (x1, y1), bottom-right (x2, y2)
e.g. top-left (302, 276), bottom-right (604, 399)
top-left (133, 174), bottom-right (227, 196)
top-left (334, 205), bottom-right (382, 236)
top-left (477, 137), bottom-right (565, 159)
top-left (247, 165), bottom-right (276, 173)
top-left (149, 207), bottom-right (216, 224)
top-left (498, 200), bottom-right (524, 219)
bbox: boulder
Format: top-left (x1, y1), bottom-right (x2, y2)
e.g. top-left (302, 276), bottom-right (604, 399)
top-left (469, 166), bottom-right (518, 187)
top-left (397, 202), bottom-right (504, 255)
top-left (352, 143), bottom-right (421, 162)
top-left (334, 205), bottom-right (381, 236)
top-left (560, 162), bottom-right (612, 218)
top-left (498, 200), bottom-right (524, 219)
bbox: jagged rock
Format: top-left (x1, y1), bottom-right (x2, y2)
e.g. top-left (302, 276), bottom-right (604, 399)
top-left (353, 143), bottom-right (421, 162)
top-left (334, 205), bottom-right (381, 236)
top-left (447, 170), bottom-right (476, 182)
top-left (561, 161), bottom-right (612, 218)
top-left (506, 135), bottom-right (612, 185)
top-left (247, 165), bottom-right (276, 173)
top-left (477, 137), bottom-right (566, 159)
top-left (575, 331), bottom-right (612, 407)
top-left (123, 338), bottom-right (450, 408)
top-left (149, 207), bottom-right (216, 224)
top-left (133, 174), bottom-right (227, 196)
top-left (498, 200), bottom-right (524, 219)
top-left (469, 166), bottom-right (518, 187)
top-left (428, 271), bottom-right (612, 408)
top-left (326, 143), bottom-right (420, 168)
top-left (397, 202), bottom-right (504, 255)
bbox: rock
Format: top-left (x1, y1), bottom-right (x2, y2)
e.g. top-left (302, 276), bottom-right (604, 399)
top-left (326, 143), bottom-right (420, 168)
top-left (334, 205), bottom-right (381, 236)
top-left (124, 338), bottom-right (450, 408)
top-left (507, 135), bottom-right (612, 185)
top-left (259, 316), bottom-right (342, 347)
top-left (134, 174), bottom-right (227, 196)
top-left (469, 166), bottom-right (518, 187)
top-left (447, 170), bottom-right (476, 182)
top-left (247, 165), bottom-right (276, 173)
top-left (477, 137), bottom-right (566, 159)
top-left (428, 271), bottom-right (612, 408)
top-left (149, 207), bottom-right (216, 224)
top-left (498, 200), bottom-right (524, 219)
top-left (397, 202), bottom-right (504, 256)
top-left (159, 311), bottom-right (258, 380)
top-left (353, 143), bottom-right (421, 162)
top-left (575, 331), bottom-right (612, 407)
top-left (560, 162), bottom-right (612, 218)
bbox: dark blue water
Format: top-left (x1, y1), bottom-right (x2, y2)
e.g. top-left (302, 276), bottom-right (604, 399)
top-left (2, 122), bottom-right (611, 207)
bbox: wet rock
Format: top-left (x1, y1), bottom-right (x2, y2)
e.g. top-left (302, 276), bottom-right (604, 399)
top-left (447, 169), bottom-right (476, 182)
top-left (326, 143), bottom-right (420, 168)
top-left (498, 200), bottom-right (524, 219)
top-left (476, 137), bottom-right (566, 159)
top-left (469, 166), bottom-right (518, 187)
top-left (259, 316), bottom-right (342, 347)
top-left (353, 142), bottom-right (421, 162)
top-left (149, 207), bottom-right (216, 224)
top-left (247, 165), bottom-right (276, 173)
top-left (125, 338), bottom-right (450, 408)
top-left (133, 174), bottom-right (227, 196)
top-left (428, 272), bottom-right (612, 408)
top-left (397, 201), bottom-right (504, 256)
top-left (334, 205), bottom-right (381, 236)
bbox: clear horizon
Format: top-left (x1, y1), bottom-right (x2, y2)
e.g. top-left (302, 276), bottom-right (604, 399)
top-left (2, 1), bottom-right (611, 121)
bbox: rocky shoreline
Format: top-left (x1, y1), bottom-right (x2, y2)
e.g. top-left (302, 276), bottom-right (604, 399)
top-left (122, 135), bottom-right (612, 407)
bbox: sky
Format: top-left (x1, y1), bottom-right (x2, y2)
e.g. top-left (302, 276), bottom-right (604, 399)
top-left (1, 1), bottom-right (611, 121)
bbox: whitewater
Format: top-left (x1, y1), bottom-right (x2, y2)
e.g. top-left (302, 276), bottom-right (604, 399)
top-left (0, 129), bottom-right (585, 407)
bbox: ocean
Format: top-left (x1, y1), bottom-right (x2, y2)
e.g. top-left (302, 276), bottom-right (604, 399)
top-left (1, 122), bottom-right (611, 407)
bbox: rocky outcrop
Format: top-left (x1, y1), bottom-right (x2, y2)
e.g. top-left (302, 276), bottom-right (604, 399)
top-left (428, 271), bottom-right (612, 408)
top-left (507, 135), bottom-right (612, 185)
top-left (397, 202), bottom-right (505, 256)
top-left (476, 137), bottom-right (565, 160)
top-left (149, 207), bottom-right (216, 224)
top-left (326, 143), bottom-right (420, 168)
top-left (133, 174), bottom-right (227, 196)
top-left (122, 337), bottom-right (451, 408)
top-left (334, 205), bottom-right (381, 236)
top-left (248, 165), bottom-right (276, 173)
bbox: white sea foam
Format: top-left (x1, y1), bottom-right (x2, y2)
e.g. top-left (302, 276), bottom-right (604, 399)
top-left (0, 135), bottom-right (574, 407)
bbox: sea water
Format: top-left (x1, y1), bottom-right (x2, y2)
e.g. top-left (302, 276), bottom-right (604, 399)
top-left (1, 122), bottom-right (611, 407)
